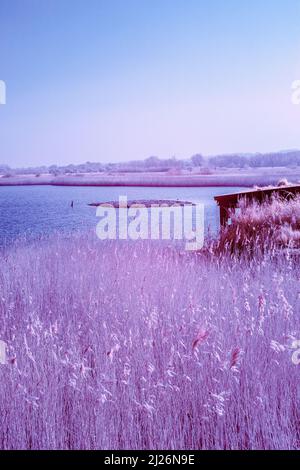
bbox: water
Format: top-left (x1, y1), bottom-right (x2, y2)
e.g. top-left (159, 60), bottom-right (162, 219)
top-left (0, 185), bottom-right (243, 245)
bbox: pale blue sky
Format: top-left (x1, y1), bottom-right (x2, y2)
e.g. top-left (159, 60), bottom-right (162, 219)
top-left (0, 0), bottom-right (300, 166)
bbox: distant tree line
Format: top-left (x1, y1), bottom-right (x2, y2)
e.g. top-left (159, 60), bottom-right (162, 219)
top-left (208, 151), bottom-right (300, 168)
top-left (1, 150), bottom-right (300, 176)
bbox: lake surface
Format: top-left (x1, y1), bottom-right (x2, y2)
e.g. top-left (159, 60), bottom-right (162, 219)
top-left (0, 185), bottom-right (244, 245)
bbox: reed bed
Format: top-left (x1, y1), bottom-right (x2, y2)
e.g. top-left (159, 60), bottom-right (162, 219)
top-left (0, 234), bottom-right (299, 449)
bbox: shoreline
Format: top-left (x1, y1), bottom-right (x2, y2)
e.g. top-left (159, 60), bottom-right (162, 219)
top-left (1, 171), bottom-right (300, 188)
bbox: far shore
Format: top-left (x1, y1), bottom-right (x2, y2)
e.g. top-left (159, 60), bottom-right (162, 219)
top-left (0, 169), bottom-right (300, 188)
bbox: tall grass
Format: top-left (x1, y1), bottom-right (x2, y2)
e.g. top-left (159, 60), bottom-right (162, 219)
top-left (0, 234), bottom-right (299, 449)
top-left (218, 195), bottom-right (300, 253)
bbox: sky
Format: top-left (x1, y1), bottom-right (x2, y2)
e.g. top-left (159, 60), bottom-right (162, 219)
top-left (0, 0), bottom-right (300, 167)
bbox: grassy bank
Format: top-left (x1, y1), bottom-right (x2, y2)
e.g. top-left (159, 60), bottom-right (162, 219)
top-left (0, 235), bottom-right (299, 449)
top-left (1, 170), bottom-right (300, 187)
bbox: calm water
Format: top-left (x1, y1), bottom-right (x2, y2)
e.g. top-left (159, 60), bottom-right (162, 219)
top-left (0, 185), bottom-right (243, 245)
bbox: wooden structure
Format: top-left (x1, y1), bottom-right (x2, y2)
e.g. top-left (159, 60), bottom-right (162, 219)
top-left (214, 184), bottom-right (300, 227)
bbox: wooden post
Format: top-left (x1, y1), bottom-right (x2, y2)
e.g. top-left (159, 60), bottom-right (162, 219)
top-left (219, 205), bottom-right (228, 227)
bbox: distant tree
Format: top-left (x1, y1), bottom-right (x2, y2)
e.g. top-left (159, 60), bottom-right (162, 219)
top-left (191, 154), bottom-right (204, 167)
top-left (144, 156), bottom-right (161, 168)
top-left (208, 155), bottom-right (248, 168)
top-left (0, 164), bottom-right (11, 175)
top-left (49, 165), bottom-right (58, 175)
